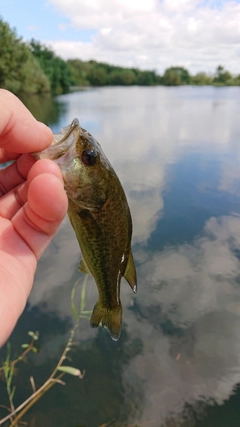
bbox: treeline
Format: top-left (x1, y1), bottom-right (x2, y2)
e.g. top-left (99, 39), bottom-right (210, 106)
top-left (68, 61), bottom-right (240, 87)
top-left (68, 59), bottom-right (161, 86)
top-left (0, 17), bottom-right (240, 97)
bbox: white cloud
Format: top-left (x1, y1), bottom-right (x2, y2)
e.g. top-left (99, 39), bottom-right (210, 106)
top-left (100, 27), bottom-right (112, 36)
top-left (46, 0), bottom-right (240, 73)
top-left (123, 213), bottom-right (240, 424)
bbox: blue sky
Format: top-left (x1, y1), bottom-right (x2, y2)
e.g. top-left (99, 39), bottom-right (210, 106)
top-left (0, 0), bottom-right (95, 41)
top-left (1, 0), bottom-right (240, 73)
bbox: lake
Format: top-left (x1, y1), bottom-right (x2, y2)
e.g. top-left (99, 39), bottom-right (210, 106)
top-left (1, 86), bottom-right (240, 427)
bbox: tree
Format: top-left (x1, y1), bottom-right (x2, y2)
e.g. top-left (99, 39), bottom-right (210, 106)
top-left (87, 66), bottom-right (108, 85)
top-left (213, 65), bottom-right (233, 85)
top-left (135, 70), bottom-right (159, 85)
top-left (109, 69), bottom-right (136, 85)
top-left (0, 18), bottom-right (50, 94)
top-left (67, 59), bottom-right (90, 86)
top-left (67, 60), bottom-right (163, 87)
top-left (162, 67), bottom-right (190, 86)
top-left (191, 72), bottom-right (212, 85)
top-left (29, 40), bottom-right (72, 94)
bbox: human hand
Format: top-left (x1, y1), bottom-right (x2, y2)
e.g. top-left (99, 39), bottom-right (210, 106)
top-left (0, 89), bottom-right (68, 347)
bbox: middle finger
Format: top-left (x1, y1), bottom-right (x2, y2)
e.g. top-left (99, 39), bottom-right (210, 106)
top-left (0, 154), bottom-right (35, 197)
top-left (0, 158), bottom-right (64, 220)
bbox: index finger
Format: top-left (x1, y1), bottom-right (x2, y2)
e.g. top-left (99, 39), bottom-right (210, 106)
top-left (0, 89), bottom-right (53, 154)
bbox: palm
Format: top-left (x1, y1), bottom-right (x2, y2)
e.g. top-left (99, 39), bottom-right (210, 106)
top-left (0, 153), bottom-right (68, 347)
top-left (0, 89), bottom-right (68, 346)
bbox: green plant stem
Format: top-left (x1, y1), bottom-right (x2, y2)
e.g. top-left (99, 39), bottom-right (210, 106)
top-left (0, 338), bottom-right (36, 373)
top-left (0, 320), bottom-right (82, 426)
top-left (5, 376), bottom-right (15, 425)
top-left (0, 336), bottom-right (37, 426)
top-left (9, 373), bottom-right (65, 427)
top-left (0, 278), bottom-right (87, 426)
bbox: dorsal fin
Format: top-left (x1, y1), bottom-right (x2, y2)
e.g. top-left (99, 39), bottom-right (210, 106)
top-left (124, 251), bottom-right (137, 293)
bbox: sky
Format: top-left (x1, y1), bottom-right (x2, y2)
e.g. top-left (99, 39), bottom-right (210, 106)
top-left (1, 0), bottom-right (240, 74)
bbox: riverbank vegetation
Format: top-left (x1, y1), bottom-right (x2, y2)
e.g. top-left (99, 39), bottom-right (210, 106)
top-left (0, 17), bottom-right (240, 96)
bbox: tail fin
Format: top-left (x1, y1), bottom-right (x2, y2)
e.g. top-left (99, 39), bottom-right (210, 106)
top-left (90, 301), bottom-right (122, 341)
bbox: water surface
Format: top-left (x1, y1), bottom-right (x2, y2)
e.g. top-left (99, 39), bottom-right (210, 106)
top-left (1, 86), bottom-right (240, 427)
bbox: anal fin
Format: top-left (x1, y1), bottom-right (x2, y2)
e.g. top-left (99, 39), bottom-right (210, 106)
top-left (124, 250), bottom-right (137, 293)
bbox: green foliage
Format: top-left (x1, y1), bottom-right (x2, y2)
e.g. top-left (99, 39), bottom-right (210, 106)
top-left (67, 59), bottom-right (161, 86)
top-left (3, 343), bottom-right (16, 406)
top-left (67, 59), bottom-right (91, 86)
top-left (21, 53), bottom-right (51, 94)
top-left (162, 66), bottom-right (191, 86)
top-left (1, 16), bottom-right (239, 95)
top-left (213, 65), bottom-right (239, 86)
top-left (29, 39), bottom-right (72, 95)
top-left (109, 68), bottom-right (136, 85)
top-left (135, 69), bottom-right (161, 85)
top-left (191, 71), bottom-right (213, 85)
top-left (71, 275), bottom-right (92, 321)
top-left (0, 17), bottom-right (50, 94)
top-left (88, 64), bottom-right (109, 85)
top-left (57, 366), bottom-right (82, 376)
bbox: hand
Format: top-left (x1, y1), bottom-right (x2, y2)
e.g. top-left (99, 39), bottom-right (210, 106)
top-left (0, 89), bottom-right (68, 347)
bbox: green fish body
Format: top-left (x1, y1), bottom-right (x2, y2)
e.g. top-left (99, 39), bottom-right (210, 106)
top-left (34, 119), bottom-right (137, 340)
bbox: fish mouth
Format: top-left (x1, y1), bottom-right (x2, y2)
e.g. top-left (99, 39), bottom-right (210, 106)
top-left (53, 118), bottom-right (79, 147)
top-left (32, 118), bottom-right (80, 167)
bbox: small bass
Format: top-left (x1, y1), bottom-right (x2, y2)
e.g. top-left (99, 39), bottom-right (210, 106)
top-left (34, 118), bottom-right (137, 340)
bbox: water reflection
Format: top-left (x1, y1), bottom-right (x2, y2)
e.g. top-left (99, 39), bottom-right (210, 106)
top-left (125, 214), bottom-right (240, 425)
top-left (1, 87), bottom-right (240, 426)
top-left (19, 92), bottom-right (67, 126)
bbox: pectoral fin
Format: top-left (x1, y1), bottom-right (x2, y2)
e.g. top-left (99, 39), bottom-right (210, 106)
top-left (79, 258), bottom-right (91, 274)
top-left (124, 251), bottom-right (137, 293)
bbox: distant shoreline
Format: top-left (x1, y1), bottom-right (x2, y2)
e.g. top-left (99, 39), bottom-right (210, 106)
top-left (18, 84), bottom-right (240, 99)
top-left (1, 16), bottom-right (239, 97)
top-left (69, 83), bottom-right (240, 91)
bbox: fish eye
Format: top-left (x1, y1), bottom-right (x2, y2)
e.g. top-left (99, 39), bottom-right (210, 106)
top-left (81, 149), bottom-right (97, 166)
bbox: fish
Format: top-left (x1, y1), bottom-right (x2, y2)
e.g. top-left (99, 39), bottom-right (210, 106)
top-left (33, 118), bottom-right (137, 340)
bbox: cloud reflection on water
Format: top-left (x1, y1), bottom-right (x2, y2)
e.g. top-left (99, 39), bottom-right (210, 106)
top-left (124, 214), bottom-right (240, 424)
top-left (28, 87), bottom-right (240, 426)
